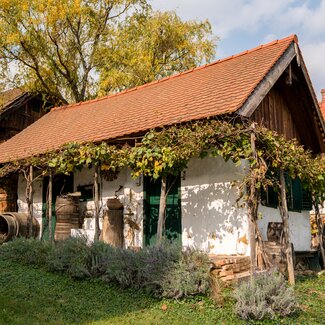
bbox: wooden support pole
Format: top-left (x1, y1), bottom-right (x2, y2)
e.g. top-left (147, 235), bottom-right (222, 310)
top-left (25, 165), bottom-right (34, 238)
top-left (314, 198), bottom-right (325, 269)
top-left (279, 169), bottom-right (295, 285)
top-left (48, 168), bottom-right (53, 242)
top-left (248, 126), bottom-right (257, 272)
top-left (94, 165), bottom-right (100, 241)
top-left (157, 176), bottom-right (167, 241)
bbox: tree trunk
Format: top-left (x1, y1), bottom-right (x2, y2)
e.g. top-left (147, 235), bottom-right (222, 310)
top-left (279, 169), bottom-right (295, 285)
top-left (94, 166), bottom-right (100, 241)
top-left (48, 168), bottom-right (53, 243)
top-left (25, 166), bottom-right (34, 238)
top-left (157, 176), bottom-right (167, 241)
top-left (313, 198), bottom-right (325, 269)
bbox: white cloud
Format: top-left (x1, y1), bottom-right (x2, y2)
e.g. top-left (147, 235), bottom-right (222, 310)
top-left (151, 0), bottom-right (295, 37)
top-left (302, 41), bottom-right (325, 99)
top-left (150, 0), bottom-right (325, 94)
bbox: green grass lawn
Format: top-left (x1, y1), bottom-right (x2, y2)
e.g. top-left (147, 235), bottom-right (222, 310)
top-left (0, 258), bottom-right (324, 325)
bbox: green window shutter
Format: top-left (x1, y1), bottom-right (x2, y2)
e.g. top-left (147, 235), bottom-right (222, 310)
top-left (302, 187), bottom-right (312, 211)
top-left (284, 173), bottom-right (293, 210)
top-left (261, 186), bottom-right (278, 208)
top-left (291, 178), bottom-right (302, 211)
top-left (268, 186), bottom-right (278, 208)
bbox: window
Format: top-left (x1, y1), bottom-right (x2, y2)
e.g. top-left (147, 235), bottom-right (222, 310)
top-left (77, 184), bottom-right (100, 202)
top-left (261, 174), bottom-right (312, 212)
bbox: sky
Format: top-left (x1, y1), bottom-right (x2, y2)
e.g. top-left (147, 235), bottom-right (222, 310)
top-left (151, 0), bottom-right (325, 99)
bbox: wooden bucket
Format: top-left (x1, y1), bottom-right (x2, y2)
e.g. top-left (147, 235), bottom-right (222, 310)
top-left (55, 196), bottom-right (80, 241)
top-left (0, 212), bottom-right (40, 244)
top-left (107, 198), bottom-right (123, 210)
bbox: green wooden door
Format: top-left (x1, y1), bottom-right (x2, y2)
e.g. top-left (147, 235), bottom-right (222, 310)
top-left (143, 175), bottom-right (181, 246)
top-left (42, 174), bottom-right (73, 240)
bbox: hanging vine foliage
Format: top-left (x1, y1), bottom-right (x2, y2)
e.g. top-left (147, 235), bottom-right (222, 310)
top-left (0, 118), bottom-right (324, 201)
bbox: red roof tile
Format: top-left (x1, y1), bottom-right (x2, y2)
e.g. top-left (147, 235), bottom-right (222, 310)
top-left (0, 35), bottom-right (297, 163)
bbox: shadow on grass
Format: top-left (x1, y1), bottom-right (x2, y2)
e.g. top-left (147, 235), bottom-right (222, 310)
top-left (0, 258), bottom-right (157, 325)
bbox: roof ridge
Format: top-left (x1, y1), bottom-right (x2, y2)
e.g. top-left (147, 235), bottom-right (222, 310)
top-left (51, 34), bottom-right (298, 112)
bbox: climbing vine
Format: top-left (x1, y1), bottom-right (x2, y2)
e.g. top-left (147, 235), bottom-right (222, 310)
top-left (0, 118), bottom-right (324, 200)
top-left (0, 118), bottom-right (324, 265)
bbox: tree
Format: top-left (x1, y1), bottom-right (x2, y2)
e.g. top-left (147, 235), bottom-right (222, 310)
top-left (0, 1), bottom-right (216, 105)
top-left (97, 10), bottom-right (216, 95)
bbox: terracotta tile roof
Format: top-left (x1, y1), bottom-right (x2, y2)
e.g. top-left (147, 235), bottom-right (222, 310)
top-left (0, 35), bottom-right (297, 163)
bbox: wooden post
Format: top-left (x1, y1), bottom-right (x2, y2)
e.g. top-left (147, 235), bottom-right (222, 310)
top-left (279, 169), bottom-right (295, 285)
top-left (25, 165), bottom-right (34, 238)
top-left (157, 176), bottom-right (167, 241)
top-left (248, 126), bottom-right (257, 272)
top-left (94, 165), bottom-right (100, 241)
top-left (48, 168), bottom-right (53, 242)
top-left (314, 198), bottom-right (325, 269)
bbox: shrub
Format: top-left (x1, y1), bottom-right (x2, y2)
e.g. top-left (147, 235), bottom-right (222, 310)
top-left (135, 241), bottom-right (181, 295)
top-left (0, 236), bottom-right (211, 300)
top-left (46, 236), bottom-right (90, 279)
top-left (234, 270), bottom-right (299, 320)
top-left (160, 248), bottom-right (211, 299)
top-left (101, 247), bottom-right (139, 288)
top-left (0, 238), bottom-right (51, 268)
top-left (88, 240), bottom-right (116, 276)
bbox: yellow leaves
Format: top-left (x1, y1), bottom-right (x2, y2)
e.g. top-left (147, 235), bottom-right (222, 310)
top-left (101, 164), bottom-right (110, 171)
top-left (5, 33), bottom-right (20, 45)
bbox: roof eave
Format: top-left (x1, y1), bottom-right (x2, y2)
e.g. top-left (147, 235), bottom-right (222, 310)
top-left (237, 43), bottom-right (296, 117)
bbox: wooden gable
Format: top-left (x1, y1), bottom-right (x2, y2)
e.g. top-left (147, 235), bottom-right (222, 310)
top-left (0, 93), bottom-right (50, 143)
top-left (245, 50), bottom-right (325, 154)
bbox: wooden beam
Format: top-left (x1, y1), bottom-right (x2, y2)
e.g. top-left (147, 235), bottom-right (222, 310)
top-left (48, 168), bottom-right (53, 242)
top-left (238, 44), bottom-right (296, 117)
top-left (279, 170), bottom-right (295, 285)
top-left (94, 166), bottom-right (100, 241)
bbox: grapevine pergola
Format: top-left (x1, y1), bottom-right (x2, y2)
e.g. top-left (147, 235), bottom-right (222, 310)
top-left (0, 118), bottom-right (324, 285)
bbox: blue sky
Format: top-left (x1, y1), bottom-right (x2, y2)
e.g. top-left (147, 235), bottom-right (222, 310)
top-left (151, 0), bottom-right (325, 99)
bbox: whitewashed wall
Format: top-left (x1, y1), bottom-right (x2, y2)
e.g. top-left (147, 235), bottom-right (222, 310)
top-left (181, 156), bottom-right (250, 256)
top-left (16, 156), bottom-right (312, 254)
top-left (17, 174), bottom-right (43, 234)
top-left (257, 206), bottom-right (311, 251)
top-left (73, 167), bottom-right (143, 248)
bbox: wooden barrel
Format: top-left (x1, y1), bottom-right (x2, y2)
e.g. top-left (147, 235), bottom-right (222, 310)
top-left (0, 212), bottom-right (40, 244)
top-left (5, 212), bottom-right (40, 238)
top-left (55, 196), bottom-right (80, 241)
top-left (0, 179), bottom-right (18, 213)
top-left (0, 213), bottom-right (16, 243)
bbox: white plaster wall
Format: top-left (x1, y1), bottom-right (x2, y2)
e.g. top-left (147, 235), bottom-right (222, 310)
top-left (17, 173), bottom-right (43, 235)
top-left (16, 156), bottom-right (312, 255)
top-left (257, 205), bottom-right (311, 251)
top-left (74, 167), bottom-right (143, 247)
top-left (181, 156), bottom-right (250, 256)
